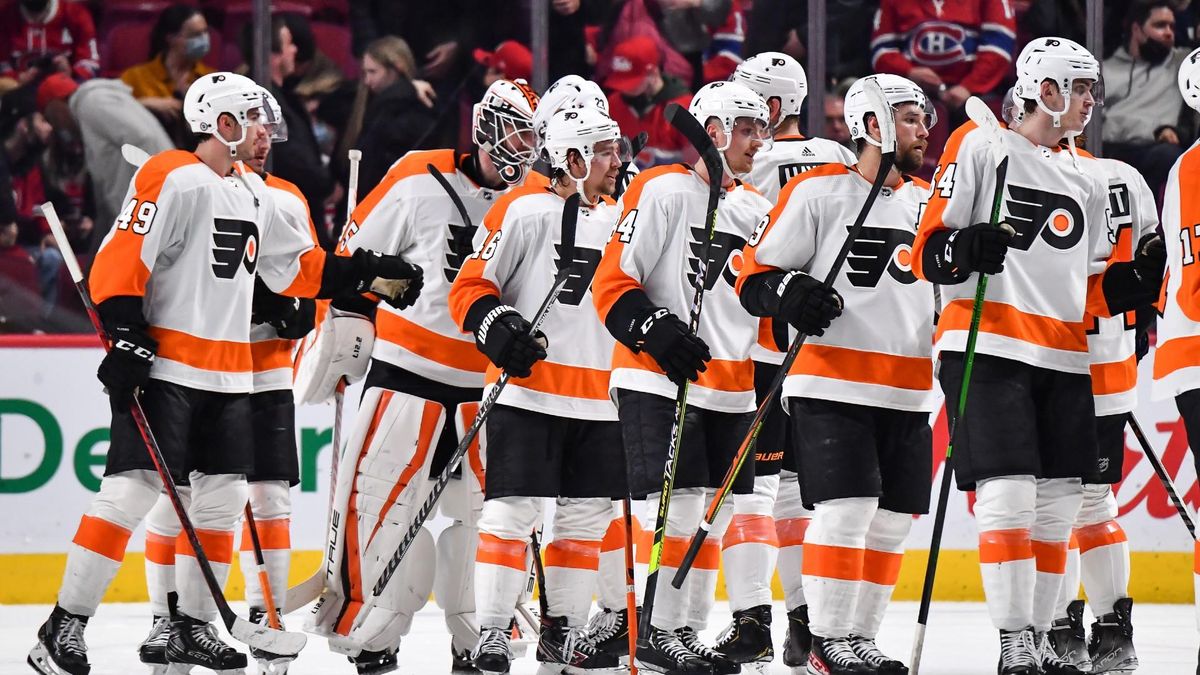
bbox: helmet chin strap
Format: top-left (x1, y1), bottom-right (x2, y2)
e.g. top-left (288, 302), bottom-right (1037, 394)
top-left (1035, 82), bottom-right (1072, 128)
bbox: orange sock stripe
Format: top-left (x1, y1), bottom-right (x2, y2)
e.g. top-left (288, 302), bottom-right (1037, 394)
top-left (1031, 539), bottom-right (1069, 574)
top-left (776, 517), bottom-right (810, 548)
top-left (634, 523), bottom-right (652, 565)
top-left (1068, 533), bottom-right (1079, 550)
top-left (978, 528), bottom-right (1033, 564)
top-left (1074, 520), bottom-right (1128, 554)
top-left (862, 548), bottom-right (903, 586)
top-left (177, 529), bottom-right (235, 565)
top-left (240, 517), bottom-right (291, 552)
top-left (659, 535), bottom-right (691, 569)
top-left (695, 539), bottom-right (722, 570)
top-left (545, 538), bottom-right (601, 570)
top-left (723, 514), bottom-right (779, 548)
top-left (601, 518), bottom-right (625, 553)
top-left (477, 533), bottom-right (528, 570)
top-left (801, 542), bottom-right (865, 581)
top-left (73, 515), bottom-right (132, 562)
top-left (145, 531), bottom-right (176, 565)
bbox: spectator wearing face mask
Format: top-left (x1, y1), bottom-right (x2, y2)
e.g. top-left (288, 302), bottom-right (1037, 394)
top-left (121, 4), bottom-right (214, 146)
top-left (0, 0), bottom-right (100, 83)
top-left (1103, 0), bottom-right (1191, 195)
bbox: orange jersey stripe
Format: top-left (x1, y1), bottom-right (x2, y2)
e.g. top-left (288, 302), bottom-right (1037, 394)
top-left (1153, 334), bottom-right (1200, 380)
top-left (239, 517), bottom-right (291, 552)
top-left (1074, 520), bottom-right (1128, 554)
top-left (477, 533), bottom-right (528, 570)
top-left (723, 514), bottom-right (779, 548)
top-left (378, 310), bottom-right (489, 373)
top-left (251, 338), bottom-right (294, 373)
top-left (1090, 355), bottom-right (1137, 396)
top-left (862, 549), bottom-right (903, 586)
top-left (486, 359), bottom-right (610, 400)
top-left (177, 528), bottom-right (235, 565)
top-left (978, 528), bottom-right (1033, 564)
top-left (936, 299), bottom-right (1087, 353)
top-left (72, 515), bottom-right (132, 562)
top-left (790, 343), bottom-right (932, 391)
top-left (1031, 539), bottom-right (1069, 574)
top-left (775, 517), bottom-right (810, 548)
top-left (612, 346), bottom-right (753, 393)
top-left (802, 542), bottom-right (865, 581)
top-left (544, 538), bottom-right (601, 570)
top-left (912, 122), bottom-right (976, 282)
top-left (149, 326), bottom-right (252, 373)
top-left (144, 531), bottom-right (176, 565)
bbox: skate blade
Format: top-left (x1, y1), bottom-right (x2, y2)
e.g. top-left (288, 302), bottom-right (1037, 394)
top-left (562, 667), bottom-right (624, 675)
top-left (789, 665), bottom-right (809, 675)
top-left (166, 666), bottom-right (246, 675)
top-left (738, 662), bottom-right (770, 675)
top-left (256, 657), bottom-right (291, 674)
top-left (26, 644), bottom-right (77, 675)
top-left (148, 665), bottom-right (169, 675)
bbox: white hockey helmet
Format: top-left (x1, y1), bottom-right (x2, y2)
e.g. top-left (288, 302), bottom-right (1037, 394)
top-left (533, 75), bottom-right (610, 158)
top-left (1013, 37), bottom-right (1101, 128)
top-left (732, 52), bottom-right (808, 123)
top-left (544, 107), bottom-right (622, 195)
top-left (688, 80), bottom-right (771, 152)
top-left (844, 73), bottom-right (935, 146)
top-left (1179, 47), bottom-right (1200, 113)
top-left (472, 78), bottom-right (541, 185)
top-left (184, 72), bottom-right (280, 154)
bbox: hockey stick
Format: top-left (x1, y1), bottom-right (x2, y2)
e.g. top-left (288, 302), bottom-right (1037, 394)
top-left (530, 529), bottom-right (551, 621)
top-left (910, 97), bottom-right (1010, 674)
top-left (637, 102), bottom-right (724, 645)
top-left (42, 202), bottom-right (307, 656)
top-left (1127, 413), bottom-right (1197, 539)
top-left (120, 143), bottom-right (150, 168)
top-left (622, 498), bottom-right (640, 674)
top-left (614, 132), bottom-right (649, 201)
top-left (339, 192), bottom-right (582, 638)
top-left (669, 79), bottom-right (897, 588)
top-left (243, 504), bottom-right (282, 628)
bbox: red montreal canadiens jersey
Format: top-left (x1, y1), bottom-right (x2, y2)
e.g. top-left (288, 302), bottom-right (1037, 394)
top-left (0, 0), bottom-right (99, 80)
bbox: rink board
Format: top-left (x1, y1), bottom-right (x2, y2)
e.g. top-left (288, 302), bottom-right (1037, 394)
top-left (2, 340), bottom-right (1198, 604)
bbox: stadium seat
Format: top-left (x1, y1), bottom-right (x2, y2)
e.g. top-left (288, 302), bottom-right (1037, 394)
top-left (0, 248), bottom-right (43, 333)
top-left (100, 22), bottom-right (153, 77)
top-left (311, 21), bottom-right (357, 78)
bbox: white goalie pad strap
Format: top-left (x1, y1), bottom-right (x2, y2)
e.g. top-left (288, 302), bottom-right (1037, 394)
top-left (293, 309), bottom-right (376, 405)
top-left (306, 388), bottom-right (445, 645)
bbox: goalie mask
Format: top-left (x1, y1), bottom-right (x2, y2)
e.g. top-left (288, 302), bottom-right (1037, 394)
top-left (473, 78), bottom-right (540, 185)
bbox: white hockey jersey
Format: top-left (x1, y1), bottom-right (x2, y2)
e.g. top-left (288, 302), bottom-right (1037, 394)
top-left (89, 151), bottom-right (324, 393)
top-left (1085, 156), bottom-right (1158, 414)
top-left (740, 163), bottom-right (937, 412)
top-left (746, 134), bottom-right (856, 366)
top-left (913, 122), bottom-right (1113, 375)
top-left (1153, 141), bottom-right (1200, 400)
top-left (449, 185), bottom-right (620, 421)
top-left (592, 164), bottom-right (772, 414)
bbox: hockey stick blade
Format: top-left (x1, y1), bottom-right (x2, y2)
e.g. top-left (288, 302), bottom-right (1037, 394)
top-left (230, 615), bottom-right (307, 654)
top-left (121, 143), bottom-right (150, 168)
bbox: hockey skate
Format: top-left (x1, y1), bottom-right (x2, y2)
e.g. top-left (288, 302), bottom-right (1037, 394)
top-left (1048, 600), bottom-right (1090, 671)
top-left (634, 625), bottom-right (712, 674)
top-left (1088, 598), bottom-right (1138, 674)
top-left (246, 608), bottom-right (292, 674)
top-left (714, 605), bottom-right (772, 673)
top-left (848, 634), bottom-right (907, 674)
top-left (807, 635), bottom-right (871, 675)
top-left (452, 643), bottom-right (482, 673)
top-left (165, 614), bottom-right (247, 674)
top-left (676, 626), bottom-right (740, 674)
top-left (996, 628), bottom-right (1038, 675)
top-left (27, 605), bottom-right (91, 675)
top-left (782, 605), bottom-right (813, 673)
top-left (348, 647), bottom-right (398, 675)
top-left (584, 607), bottom-right (634, 661)
top-left (138, 615), bottom-right (171, 674)
top-left (1037, 630), bottom-right (1085, 674)
top-left (473, 625), bottom-right (513, 675)
top-left (535, 615), bottom-right (622, 674)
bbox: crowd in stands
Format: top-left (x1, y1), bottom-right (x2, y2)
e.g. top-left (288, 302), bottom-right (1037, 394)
top-left (0, 0), bottom-right (1197, 333)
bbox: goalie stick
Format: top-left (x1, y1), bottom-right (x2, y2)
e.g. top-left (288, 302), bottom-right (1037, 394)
top-left (669, 78), bottom-right (898, 587)
top-left (910, 96), bottom-right (1011, 674)
top-left (637, 102), bottom-right (724, 644)
top-left (43, 202), bottom-right (307, 656)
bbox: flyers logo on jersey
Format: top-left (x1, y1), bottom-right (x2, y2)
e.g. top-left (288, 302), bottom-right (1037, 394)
top-left (211, 218), bottom-right (259, 279)
top-left (1003, 184), bottom-right (1086, 252)
top-left (844, 225), bottom-right (917, 287)
top-left (908, 21), bottom-right (968, 67)
top-left (443, 221), bottom-right (478, 282)
top-left (687, 226), bottom-right (748, 291)
top-left (553, 244), bottom-right (602, 306)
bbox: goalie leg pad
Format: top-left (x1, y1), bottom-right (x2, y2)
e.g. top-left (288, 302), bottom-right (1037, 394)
top-left (307, 388), bottom-right (446, 646)
top-left (436, 520), bottom-right (480, 654)
top-left (293, 309), bottom-right (376, 406)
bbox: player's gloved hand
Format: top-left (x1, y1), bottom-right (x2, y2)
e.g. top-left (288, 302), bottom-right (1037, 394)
top-left (98, 323), bottom-right (158, 412)
top-left (632, 307), bottom-right (711, 386)
top-left (948, 222), bottom-right (1015, 275)
top-left (474, 305), bottom-right (548, 378)
top-left (1133, 233), bottom-right (1166, 292)
top-left (252, 280), bottom-right (317, 339)
top-left (351, 249), bottom-right (424, 309)
top-left (777, 271), bottom-right (843, 337)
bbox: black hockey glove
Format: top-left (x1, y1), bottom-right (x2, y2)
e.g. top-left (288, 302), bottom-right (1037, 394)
top-left (350, 249), bottom-right (424, 309)
top-left (947, 222), bottom-right (1014, 276)
top-left (1133, 234), bottom-right (1166, 293)
top-left (252, 279), bottom-right (317, 339)
top-left (473, 305), bottom-right (548, 378)
top-left (96, 297), bottom-right (158, 412)
top-left (777, 271), bottom-right (844, 337)
top-left (631, 307), bottom-right (711, 387)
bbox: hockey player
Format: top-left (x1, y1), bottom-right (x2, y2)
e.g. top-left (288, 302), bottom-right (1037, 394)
top-left (299, 78), bottom-right (540, 674)
top-left (135, 91), bottom-right (319, 675)
top-left (592, 80), bottom-right (773, 675)
top-left (448, 105), bottom-right (628, 675)
top-left (737, 73), bottom-right (936, 675)
top-left (27, 72), bottom-right (423, 675)
top-left (911, 38), bottom-right (1163, 675)
top-left (717, 51), bottom-right (859, 672)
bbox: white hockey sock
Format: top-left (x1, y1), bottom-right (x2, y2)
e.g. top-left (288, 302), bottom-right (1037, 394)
top-left (852, 508), bottom-right (910, 639)
top-left (644, 488), bottom-right (704, 631)
top-left (546, 498), bottom-right (608, 625)
top-left (686, 495), bottom-right (732, 631)
top-left (476, 496), bottom-right (540, 629)
top-left (1031, 478), bottom-right (1083, 632)
top-left (1075, 484), bottom-right (1129, 617)
top-left (802, 497), bottom-right (878, 639)
top-left (775, 472), bottom-right (812, 611)
top-left (1055, 536), bottom-right (1081, 621)
top-left (145, 489), bottom-right (186, 617)
top-left (176, 472), bottom-right (246, 622)
top-left (239, 480), bottom-right (291, 612)
top-left (976, 476), bottom-right (1037, 631)
top-left (58, 470), bottom-right (161, 616)
top-left (723, 475), bottom-right (779, 613)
